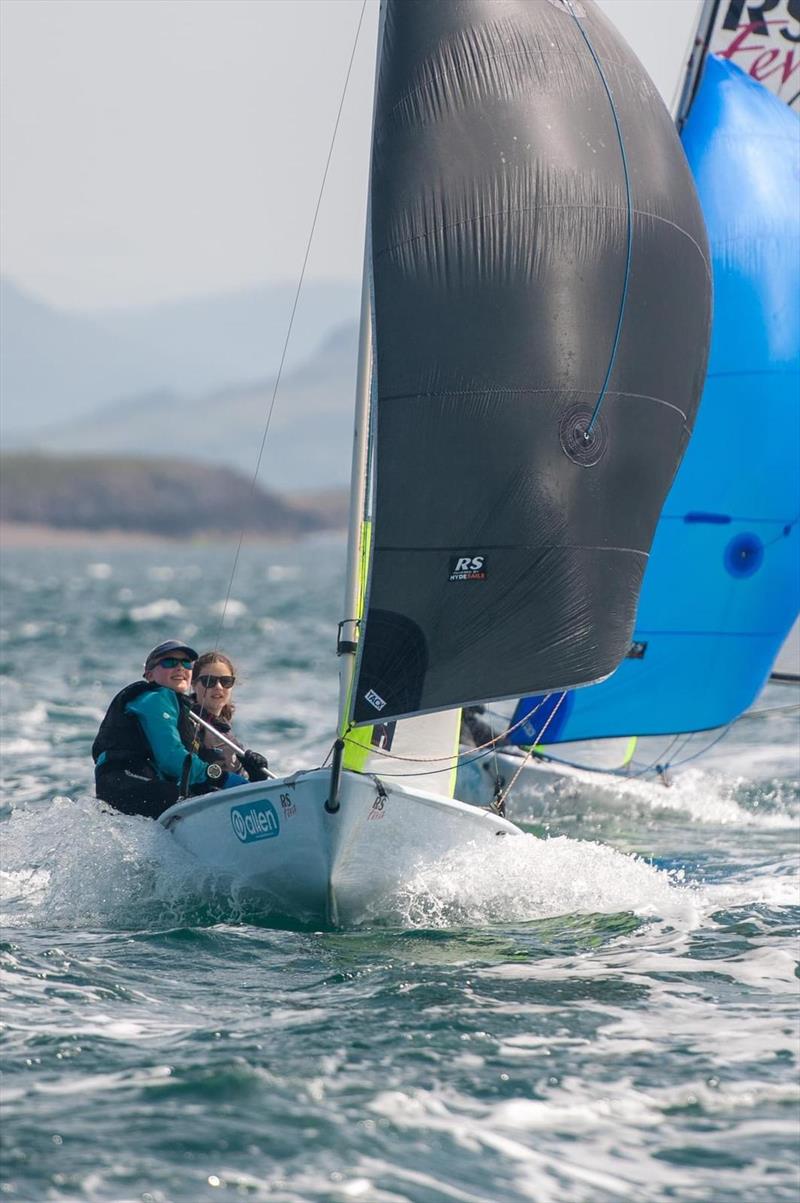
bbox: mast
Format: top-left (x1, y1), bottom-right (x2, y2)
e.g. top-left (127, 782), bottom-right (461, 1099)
top-left (674, 0), bottom-right (722, 129)
top-left (336, 230), bottom-right (373, 734)
top-left (336, 1), bottom-right (386, 737)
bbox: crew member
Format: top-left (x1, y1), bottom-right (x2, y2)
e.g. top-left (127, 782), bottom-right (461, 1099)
top-left (93, 639), bottom-right (246, 818)
top-left (191, 651), bottom-right (270, 781)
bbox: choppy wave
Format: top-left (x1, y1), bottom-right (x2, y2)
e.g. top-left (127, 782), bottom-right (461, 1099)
top-left (4, 789), bottom-right (797, 953)
top-left (391, 832), bottom-right (698, 930)
top-left (2, 542), bottom-right (798, 1203)
top-left (503, 761), bottom-right (800, 828)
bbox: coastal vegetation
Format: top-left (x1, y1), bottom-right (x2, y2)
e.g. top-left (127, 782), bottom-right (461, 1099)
top-left (0, 453), bottom-right (347, 538)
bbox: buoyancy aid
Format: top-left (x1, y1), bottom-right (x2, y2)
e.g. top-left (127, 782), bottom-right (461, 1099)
top-left (92, 681), bottom-right (195, 773)
top-left (190, 705), bottom-right (243, 774)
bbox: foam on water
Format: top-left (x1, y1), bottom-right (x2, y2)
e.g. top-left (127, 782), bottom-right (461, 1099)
top-left (128, 598), bottom-right (184, 622)
top-left (520, 762), bottom-right (799, 827)
top-left (5, 782), bottom-right (798, 939)
top-left (392, 833), bottom-right (699, 930)
top-left (210, 598), bottom-right (248, 620)
top-left (702, 867), bottom-right (800, 912)
top-left (1, 737), bottom-right (51, 757)
top-left (2, 545), bottom-right (797, 1203)
top-left (0, 792), bottom-right (713, 939)
top-left (0, 796), bottom-right (251, 931)
top-left (362, 1068), bottom-right (800, 1203)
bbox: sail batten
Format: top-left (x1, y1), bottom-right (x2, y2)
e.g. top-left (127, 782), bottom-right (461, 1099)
top-left (349, 0), bottom-right (710, 729)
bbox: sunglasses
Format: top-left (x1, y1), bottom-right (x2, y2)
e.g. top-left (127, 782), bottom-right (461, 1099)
top-left (196, 674), bottom-right (235, 689)
top-left (156, 657), bottom-right (194, 670)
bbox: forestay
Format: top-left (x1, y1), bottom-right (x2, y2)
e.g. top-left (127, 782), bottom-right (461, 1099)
top-left (348, 0), bottom-right (711, 729)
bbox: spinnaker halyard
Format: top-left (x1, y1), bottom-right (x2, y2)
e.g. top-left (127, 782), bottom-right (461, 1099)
top-left (161, 0), bottom-right (711, 925)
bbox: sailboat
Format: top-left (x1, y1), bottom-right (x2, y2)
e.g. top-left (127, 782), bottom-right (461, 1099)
top-left (771, 617), bottom-right (800, 686)
top-left (159, 0), bottom-right (710, 925)
top-left (463, 25), bottom-right (800, 796)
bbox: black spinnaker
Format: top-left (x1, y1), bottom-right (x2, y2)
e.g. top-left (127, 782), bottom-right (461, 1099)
top-left (351, 0), bottom-right (711, 727)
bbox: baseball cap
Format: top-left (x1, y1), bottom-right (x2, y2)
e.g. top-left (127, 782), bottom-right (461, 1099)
top-left (143, 639), bottom-right (199, 671)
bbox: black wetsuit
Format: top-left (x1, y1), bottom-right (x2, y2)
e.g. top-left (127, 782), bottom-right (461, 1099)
top-left (93, 682), bottom-right (210, 819)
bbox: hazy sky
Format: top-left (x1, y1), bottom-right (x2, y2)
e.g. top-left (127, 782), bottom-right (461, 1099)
top-left (0, 0), bottom-right (703, 311)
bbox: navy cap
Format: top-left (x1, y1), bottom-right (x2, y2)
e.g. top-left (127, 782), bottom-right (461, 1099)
top-left (143, 639), bottom-right (199, 671)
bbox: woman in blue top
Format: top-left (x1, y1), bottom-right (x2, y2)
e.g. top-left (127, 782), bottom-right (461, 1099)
top-left (93, 639), bottom-right (246, 818)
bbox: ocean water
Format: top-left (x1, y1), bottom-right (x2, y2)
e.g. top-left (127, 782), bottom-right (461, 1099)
top-left (1, 539), bottom-right (798, 1203)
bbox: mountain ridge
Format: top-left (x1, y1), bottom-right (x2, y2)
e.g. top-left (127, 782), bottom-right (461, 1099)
top-left (0, 452), bottom-right (349, 538)
top-left (1, 276), bottom-right (360, 438)
top-left (4, 315), bottom-right (360, 489)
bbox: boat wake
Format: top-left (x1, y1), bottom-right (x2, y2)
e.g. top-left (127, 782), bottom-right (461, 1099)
top-left (3, 783), bottom-right (796, 936)
top-left (0, 795), bottom-right (256, 932)
top-left (0, 794), bottom-right (709, 935)
top-left (509, 764), bottom-right (799, 828)
top-left (389, 833), bottom-right (699, 930)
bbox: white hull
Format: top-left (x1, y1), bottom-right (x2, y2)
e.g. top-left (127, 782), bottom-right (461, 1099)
top-left (457, 739), bottom-right (637, 807)
top-left (160, 769), bottom-right (520, 926)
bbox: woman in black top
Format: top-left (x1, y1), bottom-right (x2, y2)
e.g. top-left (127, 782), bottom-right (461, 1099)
top-left (191, 651), bottom-right (269, 781)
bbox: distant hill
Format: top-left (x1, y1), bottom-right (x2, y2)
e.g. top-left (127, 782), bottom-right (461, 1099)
top-left (89, 279), bottom-right (360, 397)
top-left (1, 276), bottom-right (360, 433)
top-left (6, 322), bottom-right (360, 490)
top-left (0, 453), bottom-right (347, 538)
top-left (0, 278), bottom-right (171, 430)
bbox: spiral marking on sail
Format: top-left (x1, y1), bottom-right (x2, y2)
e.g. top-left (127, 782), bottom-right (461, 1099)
top-left (559, 405), bottom-right (609, 467)
top-left (724, 532), bottom-right (765, 579)
top-left (566, 5), bottom-right (634, 440)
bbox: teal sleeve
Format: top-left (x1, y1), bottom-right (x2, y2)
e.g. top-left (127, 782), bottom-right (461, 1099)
top-left (126, 689), bottom-right (209, 786)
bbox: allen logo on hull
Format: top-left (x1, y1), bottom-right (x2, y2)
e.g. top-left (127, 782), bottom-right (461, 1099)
top-left (231, 799), bottom-right (281, 843)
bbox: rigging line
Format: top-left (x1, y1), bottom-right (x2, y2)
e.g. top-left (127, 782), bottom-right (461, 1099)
top-left (341, 696), bottom-right (552, 767)
top-left (567, 4), bottom-right (633, 436)
top-left (746, 702), bottom-right (800, 716)
top-left (364, 751), bottom-right (497, 781)
top-left (668, 729), bottom-right (695, 757)
top-left (658, 723), bottom-right (734, 771)
top-left (528, 748), bottom-right (629, 774)
top-left (669, 1), bottom-right (705, 118)
top-left (361, 730), bottom-right (547, 781)
top-left (625, 733), bottom-right (685, 779)
top-left (531, 730), bottom-right (684, 780)
top-left (490, 721), bottom-right (501, 792)
top-left (210, 0), bottom-right (368, 653)
top-left (762, 519), bottom-right (799, 548)
top-left (626, 730), bottom-right (705, 779)
top-left (635, 732), bottom-right (694, 777)
top-left (496, 692), bottom-right (568, 808)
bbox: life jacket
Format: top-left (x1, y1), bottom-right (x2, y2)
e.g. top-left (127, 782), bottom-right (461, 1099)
top-left (190, 704), bottom-right (242, 774)
top-left (92, 681), bottom-right (195, 773)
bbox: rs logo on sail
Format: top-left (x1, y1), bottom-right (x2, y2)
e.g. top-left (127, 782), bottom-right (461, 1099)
top-left (231, 799), bottom-right (280, 843)
top-left (449, 555), bottom-right (487, 581)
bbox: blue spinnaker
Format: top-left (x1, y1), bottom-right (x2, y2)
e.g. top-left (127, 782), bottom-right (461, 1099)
top-left (511, 57), bottom-right (799, 744)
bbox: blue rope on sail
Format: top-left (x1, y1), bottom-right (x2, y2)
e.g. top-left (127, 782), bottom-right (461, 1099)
top-left (566, 3), bottom-right (633, 437)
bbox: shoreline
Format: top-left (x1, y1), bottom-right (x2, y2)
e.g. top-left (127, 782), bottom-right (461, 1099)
top-left (0, 522), bottom-right (345, 548)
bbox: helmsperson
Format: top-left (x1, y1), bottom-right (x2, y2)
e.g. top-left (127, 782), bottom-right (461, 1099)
top-left (92, 640), bottom-right (247, 818)
top-left (191, 651), bottom-right (270, 781)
